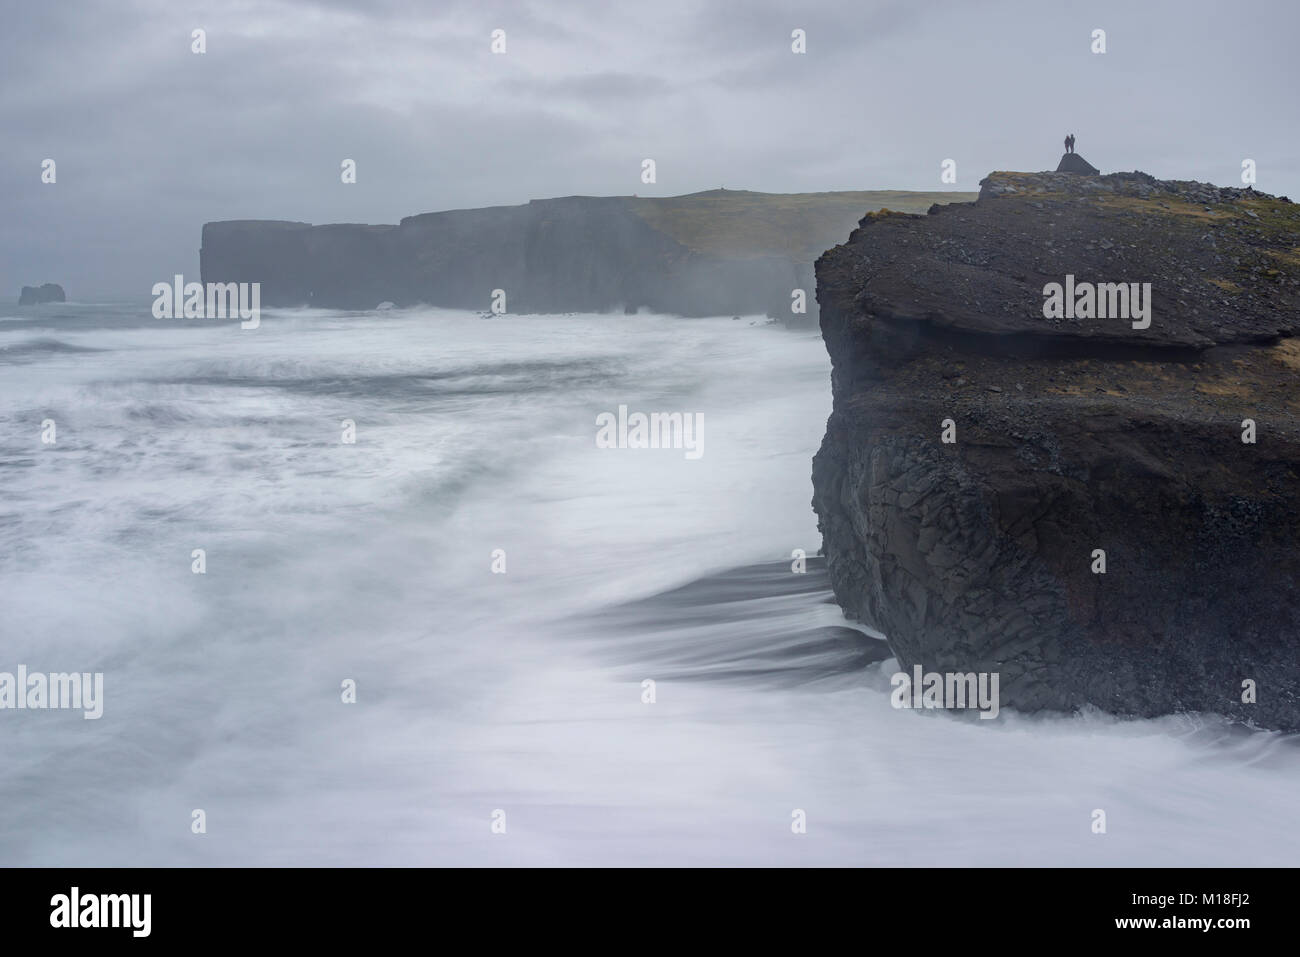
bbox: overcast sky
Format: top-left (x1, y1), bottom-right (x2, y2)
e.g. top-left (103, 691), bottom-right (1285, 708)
top-left (4, 0), bottom-right (1297, 299)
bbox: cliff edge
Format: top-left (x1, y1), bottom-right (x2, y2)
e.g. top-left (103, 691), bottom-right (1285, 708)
top-left (812, 169), bottom-right (1300, 728)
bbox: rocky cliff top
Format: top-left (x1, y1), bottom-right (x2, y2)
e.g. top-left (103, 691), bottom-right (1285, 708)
top-left (817, 170), bottom-right (1300, 359)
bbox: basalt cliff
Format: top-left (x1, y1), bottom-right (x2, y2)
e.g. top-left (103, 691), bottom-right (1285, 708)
top-left (812, 169), bottom-right (1300, 729)
top-left (200, 189), bottom-right (971, 321)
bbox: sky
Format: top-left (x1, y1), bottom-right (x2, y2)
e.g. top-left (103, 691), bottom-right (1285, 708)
top-left (3, 0), bottom-right (1298, 299)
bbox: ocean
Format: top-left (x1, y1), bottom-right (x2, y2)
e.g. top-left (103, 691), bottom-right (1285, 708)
top-left (1, 303), bottom-right (1296, 865)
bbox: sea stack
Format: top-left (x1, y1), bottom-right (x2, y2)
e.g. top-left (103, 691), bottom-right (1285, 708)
top-left (18, 283), bottom-right (66, 304)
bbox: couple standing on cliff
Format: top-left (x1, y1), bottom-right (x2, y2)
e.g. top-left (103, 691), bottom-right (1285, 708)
top-left (1064, 133), bottom-right (1077, 153)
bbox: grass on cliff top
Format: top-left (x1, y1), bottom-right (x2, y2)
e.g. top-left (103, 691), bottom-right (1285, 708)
top-left (1273, 339), bottom-right (1300, 371)
top-left (1093, 194), bottom-right (1300, 230)
top-left (988, 171), bottom-right (1300, 229)
top-left (629, 189), bottom-right (975, 261)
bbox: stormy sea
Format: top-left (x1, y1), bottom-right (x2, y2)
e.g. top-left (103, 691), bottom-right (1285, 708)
top-left (1, 303), bottom-right (1296, 866)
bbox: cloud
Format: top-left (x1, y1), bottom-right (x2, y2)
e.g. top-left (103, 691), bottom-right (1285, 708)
top-left (2, 0), bottom-right (1298, 297)
top-left (500, 71), bottom-right (671, 102)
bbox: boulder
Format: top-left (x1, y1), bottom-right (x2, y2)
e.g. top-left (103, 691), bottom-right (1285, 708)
top-left (1056, 152), bottom-right (1100, 175)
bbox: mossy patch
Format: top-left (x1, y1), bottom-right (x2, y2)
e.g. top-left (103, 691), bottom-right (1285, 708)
top-left (1272, 338), bottom-right (1300, 371)
top-left (1095, 195), bottom-right (1227, 221)
top-left (1265, 247), bottom-right (1300, 269)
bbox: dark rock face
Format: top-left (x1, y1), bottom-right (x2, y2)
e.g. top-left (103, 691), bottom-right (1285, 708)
top-left (200, 202), bottom-right (795, 316)
top-left (812, 169), bottom-right (1300, 729)
top-left (18, 283), bottom-right (65, 304)
top-left (201, 190), bottom-right (973, 321)
top-left (1056, 152), bottom-right (1100, 175)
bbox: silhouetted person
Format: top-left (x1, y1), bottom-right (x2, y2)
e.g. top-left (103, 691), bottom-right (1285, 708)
top-left (1066, 134), bottom-right (1076, 153)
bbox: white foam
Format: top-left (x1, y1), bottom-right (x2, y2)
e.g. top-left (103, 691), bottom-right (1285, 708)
top-left (0, 306), bottom-right (1294, 865)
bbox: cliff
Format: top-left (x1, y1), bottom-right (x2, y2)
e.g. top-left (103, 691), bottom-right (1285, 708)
top-left (200, 189), bottom-right (973, 321)
top-left (812, 169), bottom-right (1300, 729)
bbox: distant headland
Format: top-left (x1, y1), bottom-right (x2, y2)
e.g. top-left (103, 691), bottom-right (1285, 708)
top-left (199, 189), bottom-right (975, 322)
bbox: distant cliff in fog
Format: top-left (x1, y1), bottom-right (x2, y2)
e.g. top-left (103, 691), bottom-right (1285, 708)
top-left (200, 189), bottom-right (973, 322)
